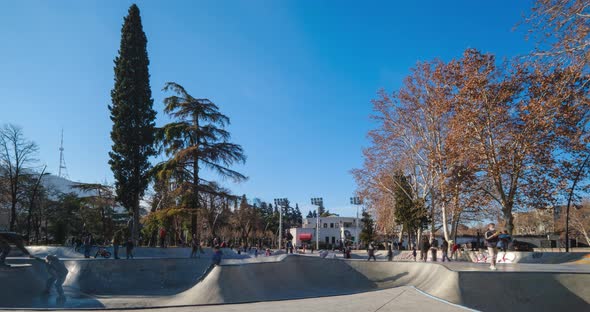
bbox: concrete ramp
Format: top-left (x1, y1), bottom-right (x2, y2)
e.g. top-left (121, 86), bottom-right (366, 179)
top-left (165, 256), bottom-right (378, 305)
top-left (1, 255), bottom-right (589, 311)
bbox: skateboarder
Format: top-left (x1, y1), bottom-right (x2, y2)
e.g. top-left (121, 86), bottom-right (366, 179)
top-left (0, 231), bottom-right (33, 266)
top-left (44, 255), bottom-right (68, 304)
top-left (484, 223), bottom-right (500, 270)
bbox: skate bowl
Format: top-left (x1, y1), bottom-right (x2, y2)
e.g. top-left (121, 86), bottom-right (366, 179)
top-left (1, 255), bottom-right (589, 311)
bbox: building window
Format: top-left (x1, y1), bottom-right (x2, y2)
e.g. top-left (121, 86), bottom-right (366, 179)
top-left (330, 223), bottom-right (334, 228)
top-left (343, 222), bottom-right (352, 228)
top-left (331, 237), bottom-right (336, 244)
top-left (323, 223), bottom-right (328, 228)
top-left (325, 237), bottom-right (329, 244)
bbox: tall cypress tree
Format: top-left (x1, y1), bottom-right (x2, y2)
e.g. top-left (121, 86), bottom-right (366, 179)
top-left (109, 4), bottom-right (156, 242)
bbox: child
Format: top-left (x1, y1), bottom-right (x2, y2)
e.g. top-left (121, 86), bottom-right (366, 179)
top-left (44, 255), bottom-right (68, 305)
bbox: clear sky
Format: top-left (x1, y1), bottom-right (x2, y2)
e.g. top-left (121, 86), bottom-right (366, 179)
top-left (1, 0), bottom-right (535, 217)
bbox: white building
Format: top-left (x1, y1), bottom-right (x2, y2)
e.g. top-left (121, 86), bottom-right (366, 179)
top-left (289, 216), bottom-right (362, 248)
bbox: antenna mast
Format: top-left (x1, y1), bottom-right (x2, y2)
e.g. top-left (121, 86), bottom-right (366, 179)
top-left (58, 129), bottom-right (69, 179)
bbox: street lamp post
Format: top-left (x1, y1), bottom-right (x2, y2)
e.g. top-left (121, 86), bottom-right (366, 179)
top-left (350, 197), bottom-right (362, 249)
top-left (311, 197), bottom-right (323, 250)
top-left (274, 198), bottom-right (288, 251)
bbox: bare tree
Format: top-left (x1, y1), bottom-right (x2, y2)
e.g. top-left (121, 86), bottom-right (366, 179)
top-left (0, 124), bottom-right (38, 231)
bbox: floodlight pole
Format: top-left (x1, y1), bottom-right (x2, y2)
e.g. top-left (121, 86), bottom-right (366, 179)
top-left (350, 197), bottom-right (362, 249)
top-left (274, 198), bottom-right (287, 251)
top-left (311, 197), bottom-right (323, 250)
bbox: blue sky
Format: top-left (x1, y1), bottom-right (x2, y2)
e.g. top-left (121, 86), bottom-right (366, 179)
top-left (1, 1), bottom-right (535, 216)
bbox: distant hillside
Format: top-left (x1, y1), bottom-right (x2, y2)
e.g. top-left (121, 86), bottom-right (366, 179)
top-left (41, 174), bottom-right (98, 198)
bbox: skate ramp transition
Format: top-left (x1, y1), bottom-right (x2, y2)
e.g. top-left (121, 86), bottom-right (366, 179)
top-left (1, 255), bottom-right (589, 311)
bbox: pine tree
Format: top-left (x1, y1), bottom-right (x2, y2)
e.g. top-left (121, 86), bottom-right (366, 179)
top-left (154, 82), bottom-right (246, 236)
top-left (359, 210), bottom-right (375, 244)
top-left (109, 4), bottom-right (156, 241)
top-left (294, 203), bottom-right (303, 226)
top-left (306, 211), bottom-right (313, 218)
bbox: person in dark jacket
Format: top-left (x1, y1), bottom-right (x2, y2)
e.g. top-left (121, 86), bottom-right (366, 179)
top-left (83, 234), bottom-right (93, 258)
top-left (420, 236), bottom-right (430, 262)
top-left (112, 231), bottom-right (122, 260)
top-left (430, 235), bottom-right (439, 262)
top-left (125, 238), bottom-right (134, 259)
top-left (212, 246), bottom-right (223, 265)
top-left (44, 255), bottom-right (69, 305)
top-left (441, 238), bottom-right (451, 262)
top-left (367, 242), bottom-right (377, 261)
top-left (387, 242), bottom-right (393, 261)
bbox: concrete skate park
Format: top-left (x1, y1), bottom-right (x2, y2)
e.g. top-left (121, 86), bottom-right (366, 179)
top-left (1, 247), bottom-right (590, 312)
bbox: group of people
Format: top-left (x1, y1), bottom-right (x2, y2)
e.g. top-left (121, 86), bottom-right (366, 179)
top-left (419, 235), bottom-right (456, 262)
top-left (70, 231), bottom-right (135, 260)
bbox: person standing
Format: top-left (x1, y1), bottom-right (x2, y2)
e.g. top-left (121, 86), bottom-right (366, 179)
top-left (125, 238), bottom-right (135, 259)
top-left (159, 227), bottom-right (167, 248)
top-left (441, 238), bottom-right (451, 262)
top-left (412, 246), bottom-right (417, 261)
top-left (430, 235), bottom-right (439, 262)
top-left (112, 231), bottom-right (122, 260)
top-left (387, 242), bottom-right (393, 261)
top-left (420, 236), bottom-right (430, 262)
top-left (498, 230), bottom-right (511, 252)
top-left (190, 234), bottom-right (200, 258)
top-left (484, 223), bottom-right (500, 270)
top-left (44, 255), bottom-right (69, 305)
top-left (211, 246), bottom-right (223, 266)
top-left (451, 241), bottom-right (459, 260)
top-left (367, 241), bottom-right (377, 261)
top-left (83, 234), bottom-right (93, 259)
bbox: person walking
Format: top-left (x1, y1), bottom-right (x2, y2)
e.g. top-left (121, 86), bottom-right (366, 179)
top-left (367, 241), bottom-right (377, 261)
top-left (44, 255), bottom-right (69, 305)
top-left (420, 236), bottom-right (430, 262)
top-left (484, 223), bottom-right (500, 270)
top-left (412, 246), bottom-right (417, 261)
top-left (387, 242), bottom-right (393, 261)
top-left (125, 238), bottom-right (135, 259)
top-left (441, 238), bottom-right (451, 262)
